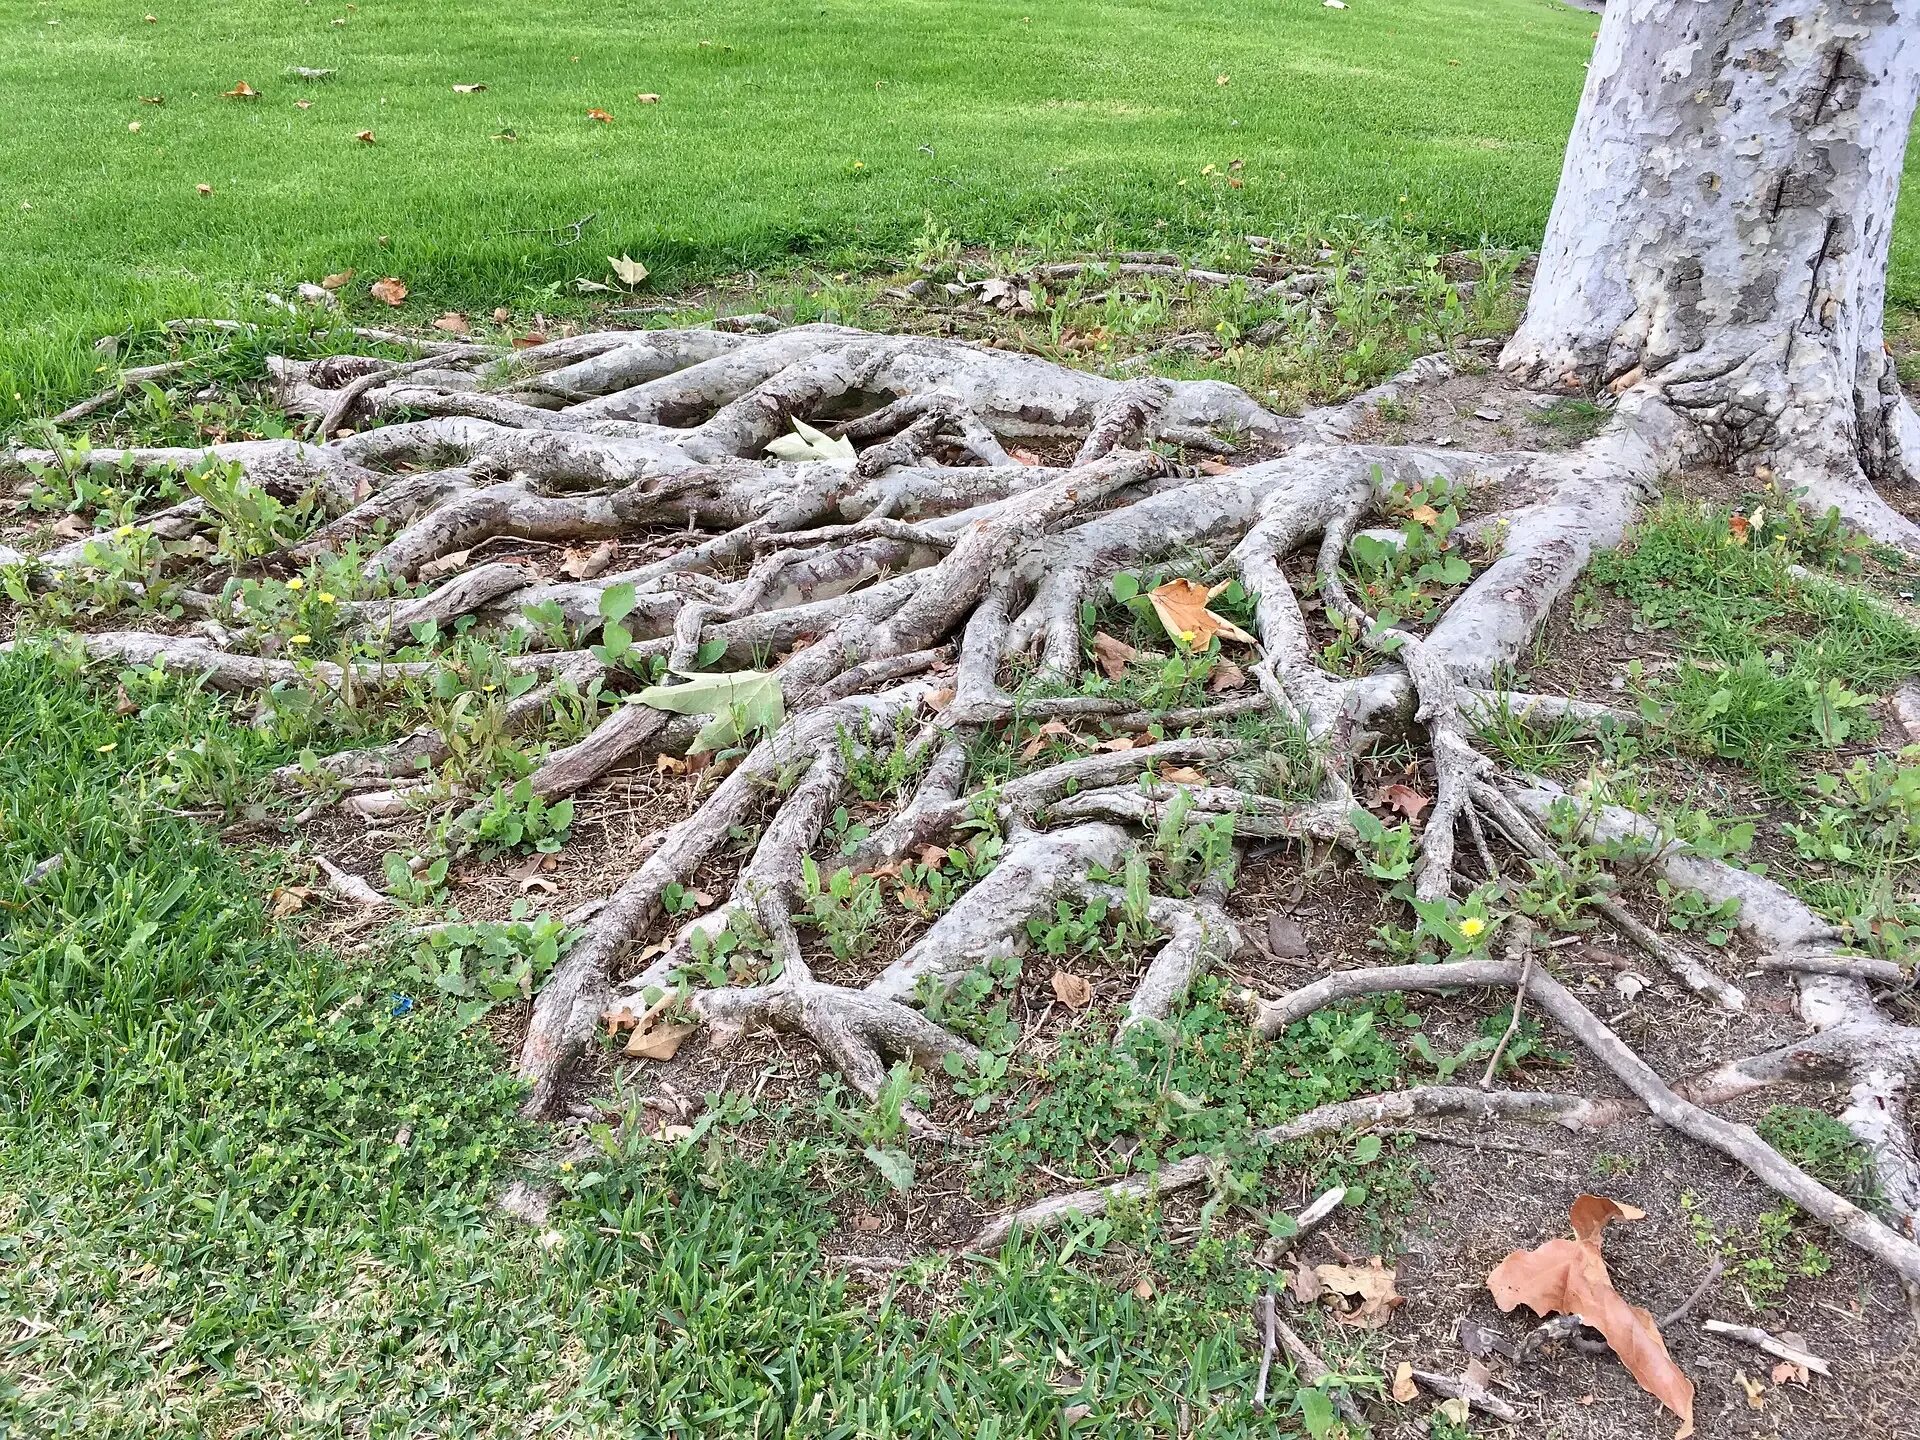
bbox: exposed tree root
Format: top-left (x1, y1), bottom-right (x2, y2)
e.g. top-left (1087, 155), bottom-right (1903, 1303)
top-left (8, 310), bottom-right (1920, 1302)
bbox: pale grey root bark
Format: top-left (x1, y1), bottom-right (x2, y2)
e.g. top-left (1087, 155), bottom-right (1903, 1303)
top-left (1504, 0), bottom-right (1920, 548)
top-left (19, 299), bottom-right (1920, 1293)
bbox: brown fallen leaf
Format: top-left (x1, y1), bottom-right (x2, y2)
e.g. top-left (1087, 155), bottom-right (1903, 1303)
top-left (1383, 783), bottom-right (1430, 821)
top-left (1094, 735), bottom-right (1138, 752)
top-left (522, 875), bottom-right (559, 895)
top-left (1008, 447), bottom-right (1044, 466)
top-left (223, 81), bottom-right (259, 99)
top-left (1391, 1361), bottom-right (1419, 1404)
top-left (294, 99), bottom-right (313, 110)
top-left (320, 268), bottom-right (355, 289)
top-left (512, 331), bottom-right (549, 349)
top-left (558, 539), bottom-right (617, 579)
top-left (914, 844), bottom-right (947, 868)
top-left (1266, 912), bottom-right (1311, 958)
top-left (1289, 1258), bottom-right (1324, 1303)
top-left (854, 1209), bottom-right (885, 1233)
top-left (369, 276), bottom-right (409, 307)
top-left (655, 752), bottom-right (688, 775)
top-left (1020, 719), bottom-right (1080, 762)
top-left (1735, 1371), bottom-right (1765, 1410)
top-left (1313, 1256), bottom-right (1402, 1329)
top-left (1050, 970), bottom-right (1092, 1010)
top-left (353, 129), bottom-right (376, 144)
top-left (603, 992), bottom-right (696, 1060)
top-left (1197, 458), bottom-right (1234, 475)
top-left (195, 183), bottom-right (213, 196)
top-left (492, 306), bottom-right (512, 323)
top-left (586, 107), bottom-right (613, 122)
top-left (1407, 502), bottom-right (1441, 527)
top-left (418, 547), bottom-right (471, 581)
top-left (1147, 577), bottom-right (1256, 652)
top-left (635, 92), bottom-right (662, 103)
top-left (1488, 1195), bottom-right (1692, 1437)
top-left (924, 687), bottom-right (955, 712)
top-left (432, 311), bottom-right (470, 334)
top-left (1090, 630), bottom-right (1138, 680)
top-left (1159, 765), bottom-right (1208, 786)
top-left (140, 94), bottom-right (165, 104)
top-left (49, 514), bottom-right (90, 539)
top-left (1208, 659), bottom-right (1247, 693)
top-left (1131, 1276), bottom-right (1155, 1301)
top-left (627, 1020), bottom-right (694, 1060)
top-left (1770, 1358), bottom-right (1809, 1386)
top-left (1437, 1397), bottom-right (1470, 1426)
top-left (269, 884), bottom-right (315, 918)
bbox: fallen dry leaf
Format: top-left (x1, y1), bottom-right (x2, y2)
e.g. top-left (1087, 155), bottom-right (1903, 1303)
top-left (353, 129), bottom-right (375, 144)
top-left (1736, 1371), bottom-right (1765, 1410)
top-left (1289, 1258), bottom-right (1324, 1303)
top-left (1383, 783), bottom-right (1430, 821)
top-left (1208, 659), bottom-right (1247, 693)
top-left (369, 276), bottom-right (409, 307)
top-left (586, 107), bottom-right (613, 122)
top-left (1391, 1361), bottom-right (1419, 1404)
top-left (1050, 970), bottom-right (1092, 1010)
top-left (1008, 447), bottom-right (1044, 466)
top-left (1313, 1256), bottom-right (1402, 1329)
top-left (512, 330), bottom-right (549, 349)
top-left (635, 91), bottom-right (662, 103)
top-left (627, 1020), bottom-right (694, 1060)
top-left (320, 268), bottom-right (355, 289)
top-left (1407, 502), bottom-right (1441, 527)
top-left (492, 306), bottom-right (512, 323)
top-left (1771, 1358), bottom-right (1809, 1386)
top-left (1020, 719), bottom-right (1080, 762)
top-left (924, 687), bottom-right (955, 712)
top-left (655, 752), bottom-right (688, 775)
top-left (559, 539), bottom-right (617, 579)
top-left (294, 99), bottom-right (313, 110)
top-left (1131, 1276), bottom-right (1155, 1301)
top-left (49, 514), bottom-right (90, 539)
top-left (195, 183), bottom-right (213, 196)
top-left (418, 547), bottom-right (470, 580)
top-left (1094, 735), bottom-right (1138, 753)
top-left (1437, 1397), bottom-right (1470, 1426)
top-left (1159, 765), bottom-right (1208, 786)
top-left (1488, 1195), bottom-right (1692, 1437)
top-left (269, 884), bottom-right (315, 918)
top-left (1147, 577), bottom-right (1256, 652)
top-left (1090, 630), bottom-right (1138, 680)
top-left (223, 81), bottom-right (259, 100)
top-left (1266, 912), bottom-right (1312, 958)
top-left (432, 311), bottom-right (470, 334)
top-left (452, 82), bottom-right (488, 93)
top-left (1196, 458), bottom-right (1234, 475)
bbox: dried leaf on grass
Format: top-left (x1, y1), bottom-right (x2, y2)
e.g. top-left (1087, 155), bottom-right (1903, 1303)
top-left (1383, 783), bottom-right (1430, 821)
top-left (1090, 630), bottom-right (1138, 679)
top-left (1147, 577), bottom-right (1255, 651)
top-left (1050, 971), bottom-right (1092, 1010)
top-left (1391, 1362), bottom-right (1419, 1403)
top-left (1488, 1194), bottom-right (1693, 1437)
top-left (1159, 765), bottom-right (1209, 786)
top-left (369, 276), bottom-right (408, 306)
top-left (558, 539), bottom-right (617, 579)
top-left (1312, 1256), bottom-right (1402, 1328)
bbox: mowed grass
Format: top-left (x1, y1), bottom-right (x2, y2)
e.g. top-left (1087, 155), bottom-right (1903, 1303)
top-left (0, 0), bottom-right (1704, 427)
top-left (0, 644), bottom-right (1388, 1437)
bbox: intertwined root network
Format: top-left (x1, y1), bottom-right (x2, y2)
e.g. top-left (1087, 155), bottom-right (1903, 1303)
top-left (10, 315), bottom-right (1920, 1292)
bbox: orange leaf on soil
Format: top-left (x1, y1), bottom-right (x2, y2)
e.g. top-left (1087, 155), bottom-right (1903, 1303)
top-left (1488, 1194), bottom-right (1693, 1437)
top-left (369, 276), bottom-right (409, 306)
top-left (1147, 577), bottom-right (1256, 652)
top-left (223, 81), bottom-right (259, 99)
top-left (586, 108), bottom-right (613, 122)
top-left (1312, 1257), bottom-right (1402, 1329)
top-left (1383, 783), bottom-right (1430, 821)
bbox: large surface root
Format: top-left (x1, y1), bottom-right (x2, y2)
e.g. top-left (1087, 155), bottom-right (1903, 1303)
top-left (10, 311), bottom-right (1920, 1302)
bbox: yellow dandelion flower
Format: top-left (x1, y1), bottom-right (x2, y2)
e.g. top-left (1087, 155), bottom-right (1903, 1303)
top-left (1458, 916), bottom-right (1486, 939)
top-left (289, 633), bottom-right (311, 646)
top-left (285, 577), bottom-right (304, 590)
top-left (318, 591), bottom-right (337, 604)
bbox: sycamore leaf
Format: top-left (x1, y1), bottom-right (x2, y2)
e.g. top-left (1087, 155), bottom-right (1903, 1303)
top-left (432, 311), bottom-right (470, 334)
top-left (1391, 1362), bottom-right (1418, 1404)
top-left (1488, 1194), bottom-right (1693, 1437)
top-left (626, 1020), bottom-right (694, 1060)
top-left (633, 668), bottom-right (785, 754)
top-left (1147, 577), bottom-right (1256, 651)
top-left (1312, 1257), bottom-right (1402, 1329)
top-left (1208, 659), bottom-right (1247, 692)
top-left (320, 267), bottom-right (355, 289)
top-left (1050, 971), bottom-right (1092, 1009)
top-left (1090, 630), bottom-right (1138, 680)
top-left (353, 129), bottom-right (376, 144)
top-left (1383, 783), bottom-right (1430, 821)
top-left (764, 417), bottom-right (856, 466)
top-left (369, 276), bottom-right (409, 306)
top-left (635, 92), bottom-right (662, 103)
top-left (223, 81), bottom-right (259, 99)
top-left (558, 539), bottom-right (617, 579)
top-left (608, 253), bottom-right (650, 286)
top-left (586, 107), bottom-right (613, 122)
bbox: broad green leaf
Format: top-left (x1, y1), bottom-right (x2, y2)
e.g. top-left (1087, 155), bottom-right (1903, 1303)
top-left (634, 667), bottom-right (785, 753)
top-left (599, 581), bottom-right (637, 624)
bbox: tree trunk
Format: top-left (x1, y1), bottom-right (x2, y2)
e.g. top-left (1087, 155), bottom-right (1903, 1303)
top-left (1504, 0), bottom-right (1920, 542)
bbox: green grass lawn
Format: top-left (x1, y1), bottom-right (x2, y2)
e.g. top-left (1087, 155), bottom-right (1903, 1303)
top-left (15, 0), bottom-right (1915, 430)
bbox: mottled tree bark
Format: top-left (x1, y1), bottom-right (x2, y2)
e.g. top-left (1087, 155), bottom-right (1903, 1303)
top-left (1506, 0), bottom-right (1920, 543)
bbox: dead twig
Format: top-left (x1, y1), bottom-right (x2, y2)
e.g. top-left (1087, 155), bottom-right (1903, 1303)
top-left (1701, 1318), bottom-right (1833, 1376)
top-left (1482, 922), bottom-right (1536, 1088)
